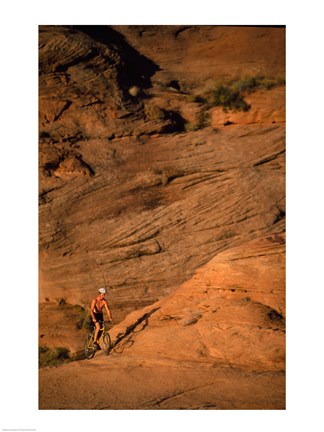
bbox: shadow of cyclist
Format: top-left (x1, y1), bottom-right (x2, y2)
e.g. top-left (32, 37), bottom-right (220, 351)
top-left (112, 307), bottom-right (160, 351)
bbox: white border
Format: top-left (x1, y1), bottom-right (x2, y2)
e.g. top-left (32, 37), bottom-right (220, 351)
top-left (1, 1), bottom-right (323, 431)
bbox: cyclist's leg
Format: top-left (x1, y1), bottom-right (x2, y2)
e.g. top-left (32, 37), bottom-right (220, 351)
top-left (93, 321), bottom-right (100, 343)
top-left (93, 313), bottom-right (104, 343)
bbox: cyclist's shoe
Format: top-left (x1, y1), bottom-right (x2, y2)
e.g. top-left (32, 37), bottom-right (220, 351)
top-left (93, 342), bottom-right (100, 350)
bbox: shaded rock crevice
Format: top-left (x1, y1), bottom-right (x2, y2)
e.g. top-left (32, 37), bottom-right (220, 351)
top-left (73, 25), bottom-right (160, 92)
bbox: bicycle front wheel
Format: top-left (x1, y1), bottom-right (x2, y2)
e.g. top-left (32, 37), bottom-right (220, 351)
top-left (103, 333), bottom-right (112, 356)
top-left (84, 333), bottom-right (95, 359)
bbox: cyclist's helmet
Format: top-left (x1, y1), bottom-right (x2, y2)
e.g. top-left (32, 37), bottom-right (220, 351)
top-left (98, 287), bottom-right (106, 294)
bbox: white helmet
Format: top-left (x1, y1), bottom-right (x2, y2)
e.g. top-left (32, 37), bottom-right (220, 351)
top-left (98, 287), bottom-right (106, 294)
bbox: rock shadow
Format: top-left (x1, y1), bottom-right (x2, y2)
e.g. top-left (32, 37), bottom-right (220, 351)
top-left (72, 25), bottom-right (160, 91)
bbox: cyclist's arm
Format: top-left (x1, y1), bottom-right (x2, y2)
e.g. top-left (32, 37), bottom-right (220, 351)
top-left (90, 299), bottom-right (97, 322)
top-left (104, 301), bottom-right (113, 321)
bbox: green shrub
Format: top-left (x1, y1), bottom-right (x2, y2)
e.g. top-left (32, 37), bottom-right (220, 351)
top-left (188, 75), bottom-right (285, 114)
top-left (275, 76), bottom-right (286, 86)
top-left (144, 104), bottom-right (168, 121)
top-left (230, 75), bottom-right (286, 93)
top-left (209, 85), bottom-right (250, 112)
top-left (230, 76), bottom-right (260, 93)
top-left (73, 305), bottom-right (92, 330)
top-left (39, 346), bottom-right (71, 367)
top-left (74, 304), bottom-right (85, 313)
top-left (184, 106), bottom-right (211, 132)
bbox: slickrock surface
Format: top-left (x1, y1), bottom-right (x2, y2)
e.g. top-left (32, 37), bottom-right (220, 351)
top-left (39, 233), bottom-right (285, 409)
top-left (39, 123), bottom-right (285, 307)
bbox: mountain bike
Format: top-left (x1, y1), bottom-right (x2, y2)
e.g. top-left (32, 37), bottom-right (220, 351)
top-left (84, 321), bottom-right (112, 359)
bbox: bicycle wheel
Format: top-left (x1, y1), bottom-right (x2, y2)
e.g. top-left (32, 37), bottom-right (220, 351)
top-left (102, 332), bottom-right (112, 356)
top-left (84, 333), bottom-right (95, 359)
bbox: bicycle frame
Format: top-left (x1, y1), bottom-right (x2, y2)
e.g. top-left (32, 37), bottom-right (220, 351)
top-left (84, 321), bottom-right (112, 359)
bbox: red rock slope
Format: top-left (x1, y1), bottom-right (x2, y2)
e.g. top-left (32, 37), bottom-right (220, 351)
top-left (39, 232), bottom-right (285, 410)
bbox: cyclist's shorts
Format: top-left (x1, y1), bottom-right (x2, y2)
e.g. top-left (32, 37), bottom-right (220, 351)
top-left (93, 312), bottom-right (103, 323)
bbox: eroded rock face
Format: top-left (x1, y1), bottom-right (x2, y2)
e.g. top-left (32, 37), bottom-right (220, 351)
top-left (112, 25), bottom-right (285, 86)
top-left (39, 233), bottom-right (285, 410)
top-left (109, 232), bottom-right (285, 372)
top-left (39, 124), bottom-right (285, 311)
top-left (39, 25), bottom-right (285, 324)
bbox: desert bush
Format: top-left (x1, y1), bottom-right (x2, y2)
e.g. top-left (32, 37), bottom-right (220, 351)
top-left (197, 107), bottom-right (211, 127)
top-left (275, 76), bottom-right (286, 86)
top-left (230, 76), bottom-right (260, 93)
top-left (184, 105), bottom-right (211, 131)
top-left (144, 104), bottom-right (168, 121)
top-left (230, 75), bottom-right (285, 93)
top-left (39, 346), bottom-right (71, 367)
top-left (189, 75), bottom-right (285, 113)
top-left (187, 83), bottom-right (250, 113)
top-left (74, 304), bottom-right (85, 313)
top-left (208, 85), bottom-right (251, 112)
top-left (73, 305), bottom-right (92, 330)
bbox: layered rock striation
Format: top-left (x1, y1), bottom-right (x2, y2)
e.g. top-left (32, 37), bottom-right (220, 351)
top-left (39, 24), bottom-right (285, 328)
top-left (39, 233), bottom-right (285, 409)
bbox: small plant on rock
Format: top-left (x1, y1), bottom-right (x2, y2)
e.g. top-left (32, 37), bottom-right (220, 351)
top-left (187, 74), bottom-right (285, 115)
top-left (209, 85), bottom-right (251, 112)
top-left (39, 346), bottom-right (71, 367)
top-left (144, 104), bottom-right (168, 121)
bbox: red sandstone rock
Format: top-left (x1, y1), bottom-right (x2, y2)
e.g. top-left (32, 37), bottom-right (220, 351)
top-left (38, 25), bottom-right (286, 410)
top-left (39, 233), bottom-right (285, 409)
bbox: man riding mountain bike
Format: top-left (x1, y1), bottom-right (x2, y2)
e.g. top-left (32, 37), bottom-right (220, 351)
top-left (90, 287), bottom-right (113, 350)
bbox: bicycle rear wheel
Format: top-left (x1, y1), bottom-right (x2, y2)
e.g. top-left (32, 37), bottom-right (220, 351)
top-left (103, 333), bottom-right (112, 356)
top-left (84, 333), bottom-right (95, 359)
